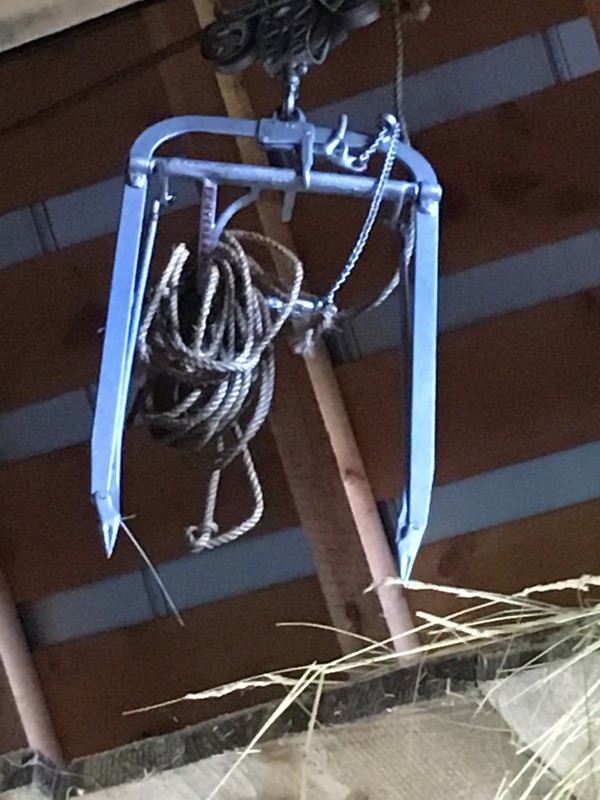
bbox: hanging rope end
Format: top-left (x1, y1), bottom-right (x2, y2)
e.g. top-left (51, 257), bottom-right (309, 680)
top-left (186, 523), bottom-right (219, 552)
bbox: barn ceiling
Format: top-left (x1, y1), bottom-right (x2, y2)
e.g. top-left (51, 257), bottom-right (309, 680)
top-left (0, 0), bottom-right (139, 52)
top-left (1, 0), bottom-right (600, 761)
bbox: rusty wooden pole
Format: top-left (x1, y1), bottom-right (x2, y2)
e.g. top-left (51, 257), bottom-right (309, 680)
top-left (0, 569), bottom-right (64, 766)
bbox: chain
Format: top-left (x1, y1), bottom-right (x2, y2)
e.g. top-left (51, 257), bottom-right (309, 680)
top-left (353, 121), bottom-right (397, 167)
top-left (320, 0), bottom-right (411, 307)
top-left (322, 118), bottom-right (401, 306)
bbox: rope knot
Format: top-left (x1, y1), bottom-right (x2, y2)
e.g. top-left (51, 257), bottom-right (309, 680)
top-left (186, 523), bottom-right (219, 552)
top-left (290, 301), bottom-right (340, 356)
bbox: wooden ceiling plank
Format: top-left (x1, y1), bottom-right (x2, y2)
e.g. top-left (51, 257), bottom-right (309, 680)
top-left (0, 50), bottom-right (174, 214)
top-left (412, 498), bottom-right (600, 618)
top-left (336, 292), bottom-right (600, 501)
top-left (33, 576), bottom-right (339, 760)
top-left (0, 208), bottom-right (204, 413)
top-left (0, 6), bottom-right (164, 129)
top-left (0, 425), bottom-right (298, 605)
top-left (0, 0), bottom-right (226, 215)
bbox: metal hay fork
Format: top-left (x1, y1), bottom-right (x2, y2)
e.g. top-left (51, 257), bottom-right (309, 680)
top-left (90, 113), bottom-right (441, 580)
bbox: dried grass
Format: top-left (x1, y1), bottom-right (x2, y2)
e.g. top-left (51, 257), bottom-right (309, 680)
top-left (127, 575), bottom-right (600, 799)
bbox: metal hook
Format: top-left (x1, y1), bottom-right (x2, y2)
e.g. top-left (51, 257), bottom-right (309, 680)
top-left (279, 69), bottom-right (302, 121)
top-left (214, 186), bottom-right (261, 242)
top-left (324, 114), bottom-right (368, 173)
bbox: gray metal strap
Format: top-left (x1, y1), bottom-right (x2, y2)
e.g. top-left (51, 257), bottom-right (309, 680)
top-left (396, 199), bottom-right (440, 580)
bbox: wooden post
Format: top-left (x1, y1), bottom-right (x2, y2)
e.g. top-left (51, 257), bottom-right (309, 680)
top-left (0, 570), bottom-right (64, 766)
top-left (584, 0), bottom-right (600, 42)
top-left (142, 1), bottom-right (418, 654)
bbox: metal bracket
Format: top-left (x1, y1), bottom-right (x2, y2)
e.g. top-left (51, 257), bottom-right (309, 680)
top-left (257, 116), bottom-right (315, 186)
top-left (258, 115), bottom-right (316, 219)
top-left (90, 113), bottom-right (441, 580)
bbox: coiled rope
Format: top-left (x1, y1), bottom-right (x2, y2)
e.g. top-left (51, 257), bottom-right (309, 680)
top-left (137, 230), bottom-right (309, 551)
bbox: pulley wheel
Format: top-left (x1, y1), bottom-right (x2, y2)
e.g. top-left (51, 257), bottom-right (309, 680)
top-left (306, 13), bottom-right (334, 65)
top-left (337, 0), bottom-right (381, 29)
top-left (201, 18), bottom-right (257, 73)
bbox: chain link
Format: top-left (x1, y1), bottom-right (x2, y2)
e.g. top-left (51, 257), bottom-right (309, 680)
top-left (354, 121), bottom-right (396, 167)
top-left (321, 118), bottom-right (401, 306)
top-left (319, 0), bottom-right (415, 308)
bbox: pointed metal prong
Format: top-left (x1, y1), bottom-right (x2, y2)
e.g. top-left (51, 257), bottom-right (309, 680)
top-left (399, 552), bottom-right (413, 583)
top-left (94, 492), bottom-right (121, 557)
top-left (397, 523), bottom-right (423, 582)
top-left (281, 190), bottom-right (297, 222)
top-left (102, 520), bottom-right (120, 558)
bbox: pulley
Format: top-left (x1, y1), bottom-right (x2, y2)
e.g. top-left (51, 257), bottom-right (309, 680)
top-left (201, 0), bottom-right (382, 79)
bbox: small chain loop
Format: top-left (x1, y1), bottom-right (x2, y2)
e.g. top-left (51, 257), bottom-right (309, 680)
top-left (319, 0), bottom-right (416, 309)
top-left (321, 116), bottom-right (401, 306)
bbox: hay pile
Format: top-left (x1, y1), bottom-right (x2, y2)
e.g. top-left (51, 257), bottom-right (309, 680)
top-left (115, 575), bottom-right (600, 800)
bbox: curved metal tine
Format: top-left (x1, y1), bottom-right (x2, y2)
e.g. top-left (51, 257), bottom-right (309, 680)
top-left (213, 186), bottom-right (261, 243)
top-left (91, 179), bottom-right (158, 556)
top-left (396, 201), bottom-right (440, 581)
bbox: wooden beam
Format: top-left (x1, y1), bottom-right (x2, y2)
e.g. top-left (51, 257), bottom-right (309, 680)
top-left (141, 0), bottom-right (415, 652)
top-left (0, 569), bottom-right (64, 765)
